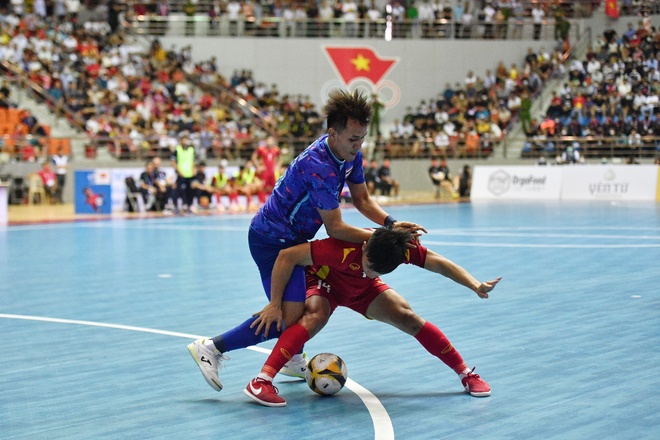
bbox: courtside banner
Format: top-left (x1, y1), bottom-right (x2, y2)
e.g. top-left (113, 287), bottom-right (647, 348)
top-left (471, 166), bottom-right (563, 200)
top-left (74, 169), bottom-right (112, 214)
top-left (561, 165), bottom-right (658, 201)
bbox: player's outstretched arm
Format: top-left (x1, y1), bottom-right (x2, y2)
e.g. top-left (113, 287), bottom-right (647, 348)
top-left (423, 249), bottom-right (501, 299)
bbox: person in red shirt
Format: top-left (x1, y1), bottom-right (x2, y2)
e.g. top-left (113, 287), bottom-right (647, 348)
top-left (21, 141), bottom-right (38, 162)
top-left (77, 37), bottom-right (99, 58)
top-left (37, 162), bottom-right (58, 201)
top-left (251, 135), bottom-right (282, 195)
top-left (244, 227), bottom-right (502, 406)
top-left (572, 91), bottom-right (586, 111)
top-left (540, 114), bottom-right (556, 136)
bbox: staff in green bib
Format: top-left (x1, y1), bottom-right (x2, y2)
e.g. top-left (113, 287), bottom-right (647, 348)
top-left (171, 136), bottom-right (196, 213)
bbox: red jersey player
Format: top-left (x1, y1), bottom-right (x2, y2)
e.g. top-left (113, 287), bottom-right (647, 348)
top-left (245, 227), bottom-right (502, 407)
top-left (251, 136), bottom-right (281, 194)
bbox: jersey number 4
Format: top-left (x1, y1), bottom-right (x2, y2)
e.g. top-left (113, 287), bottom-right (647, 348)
top-left (314, 280), bottom-right (331, 293)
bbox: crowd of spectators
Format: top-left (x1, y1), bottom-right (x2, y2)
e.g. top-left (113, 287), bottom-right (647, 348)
top-left (0, 2), bottom-right (574, 163)
top-left (522, 19), bottom-right (660, 159)
top-left (124, 0), bottom-right (600, 40)
top-left (0, 7), bottom-right (323, 162)
top-left (379, 43), bottom-right (568, 159)
top-left (1, 2), bottom-right (659, 167)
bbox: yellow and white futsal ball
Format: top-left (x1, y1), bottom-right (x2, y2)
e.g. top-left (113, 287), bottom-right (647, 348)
top-left (305, 353), bottom-right (348, 396)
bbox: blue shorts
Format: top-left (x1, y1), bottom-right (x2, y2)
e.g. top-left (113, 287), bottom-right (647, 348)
top-left (248, 226), bottom-right (307, 303)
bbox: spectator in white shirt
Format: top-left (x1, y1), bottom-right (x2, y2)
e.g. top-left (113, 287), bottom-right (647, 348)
top-left (434, 130), bottom-right (450, 155)
top-left (342, 0), bottom-right (358, 37)
top-left (65, 0), bottom-right (80, 19)
top-left (617, 77), bottom-right (632, 95)
top-left (531, 4), bottom-right (544, 40)
top-left (10, 0), bottom-right (25, 16)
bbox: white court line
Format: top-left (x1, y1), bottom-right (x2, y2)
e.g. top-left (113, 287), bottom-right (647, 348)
top-left (0, 313), bottom-right (394, 440)
top-left (423, 241), bottom-right (660, 249)
top-left (5, 223), bottom-right (250, 232)
top-left (427, 226), bottom-right (660, 232)
top-left (9, 223), bottom-right (659, 248)
top-left (97, 224), bottom-right (250, 231)
top-left (425, 231), bottom-right (660, 240)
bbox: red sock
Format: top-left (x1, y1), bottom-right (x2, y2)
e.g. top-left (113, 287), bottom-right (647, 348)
top-left (415, 321), bottom-right (468, 375)
top-left (257, 190), bottom-right (266, 204)
top-left (261, 323), bottom-right (310, 378)
top-left (229, 192), bottom-right (238, 205)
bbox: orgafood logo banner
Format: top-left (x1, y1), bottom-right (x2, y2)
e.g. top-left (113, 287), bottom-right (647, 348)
top-left (471, 166), bottom-right (563, 200)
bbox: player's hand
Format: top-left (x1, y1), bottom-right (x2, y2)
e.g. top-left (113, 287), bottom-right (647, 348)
top-left (393, 221), bottom-right (427, 245)
top-left (475, 276), bottom-right (502, 299)
top-left (251, 303), bottom-right (283, 338)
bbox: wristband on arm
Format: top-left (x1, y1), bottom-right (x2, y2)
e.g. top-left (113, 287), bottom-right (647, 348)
top-left (384, 215), bottom-right (397, 229)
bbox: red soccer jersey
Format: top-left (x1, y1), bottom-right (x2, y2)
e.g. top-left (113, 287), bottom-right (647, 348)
top-left (308, 237), bottom-right (427, 297)
top-left (255, 146), bottom-right (281, 170)
top-left (38, 169), bottom-right (56, 187)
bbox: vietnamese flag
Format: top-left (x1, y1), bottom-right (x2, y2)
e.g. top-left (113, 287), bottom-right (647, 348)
top-left (605, 0), bottom-right (619, 19)
top-left (324, 47), bottom-right (398, 85)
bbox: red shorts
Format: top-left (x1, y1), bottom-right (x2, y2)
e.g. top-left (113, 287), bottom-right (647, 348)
top-left (305, 272), bottom-right (391, 317)
top-left (261, 172), bottom-right (276, 188)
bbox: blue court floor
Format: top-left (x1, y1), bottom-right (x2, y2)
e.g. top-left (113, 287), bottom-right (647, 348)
top-left (1, 201), bottom-right (659, 439)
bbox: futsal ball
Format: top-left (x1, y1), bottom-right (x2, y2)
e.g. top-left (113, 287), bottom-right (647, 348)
top-left (305, 353), bottom-right (348, 396)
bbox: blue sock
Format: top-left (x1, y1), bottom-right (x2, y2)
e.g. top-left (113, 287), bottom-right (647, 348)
top-left (212, 316), bottom-right (283, 353)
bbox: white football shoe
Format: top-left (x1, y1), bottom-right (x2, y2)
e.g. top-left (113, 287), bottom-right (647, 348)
top-left (279, 352), bottom-right (308, 379)
top-left (187, 339), bottom-right (228, 391)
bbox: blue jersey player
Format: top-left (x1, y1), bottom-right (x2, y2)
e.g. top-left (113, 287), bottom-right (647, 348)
top-left (187, 89), bottom-right (424, 393)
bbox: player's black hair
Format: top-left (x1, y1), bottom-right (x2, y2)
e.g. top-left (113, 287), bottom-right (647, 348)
top-left (365, 227), bottom-right (412, 275)
top-left (324, 89), bottom-right (372, 132)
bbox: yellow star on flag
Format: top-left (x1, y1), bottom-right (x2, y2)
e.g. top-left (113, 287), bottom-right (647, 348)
top-left (351, 53), bottom-right (371, 72)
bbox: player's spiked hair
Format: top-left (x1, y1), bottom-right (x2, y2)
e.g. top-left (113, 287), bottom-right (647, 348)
top-left (324, 89), bottom-right (372, 132)
top-left (365, 227), bottom-right (412, 275)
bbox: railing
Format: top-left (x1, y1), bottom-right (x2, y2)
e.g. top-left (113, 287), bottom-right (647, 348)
top-left (0, 61), bottom-right (87, 133)
top-left (134, 0), bottom-right (601, 19)
top-left (3, 133), bottom-right (658, 164)
top-left (79, 133), bottom-right (318, 161)
top-left (125, 15), bottom-right (582, 42)
top-left (185, 70), bottom-right (279, 138)
top-left (370, 136), bottom-right (497, 161)
top-left (620, 0), bottom-right (660, 15)
top-left (0, 135), bottom-right (72, 162)
top-left (517, 135), bottom-right (660, 160)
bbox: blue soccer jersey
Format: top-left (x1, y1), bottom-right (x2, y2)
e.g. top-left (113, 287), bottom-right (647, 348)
top-left (251, 134), bottom-right (365, 242)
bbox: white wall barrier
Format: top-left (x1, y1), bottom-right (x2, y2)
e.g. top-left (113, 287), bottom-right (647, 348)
top-left (0, 183), bottom-right (8, 225)
top-left (471, 165), bottom-right (660, 202)
top-left (560, 165), bottom-right (659, 201)
top-left (471, 166), bottom-right (564, 201)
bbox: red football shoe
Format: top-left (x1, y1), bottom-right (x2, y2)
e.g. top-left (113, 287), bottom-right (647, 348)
top-left (461, 367), bottom-right (491, 397)
top-left (244, 378), bottom-right (287, 407)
